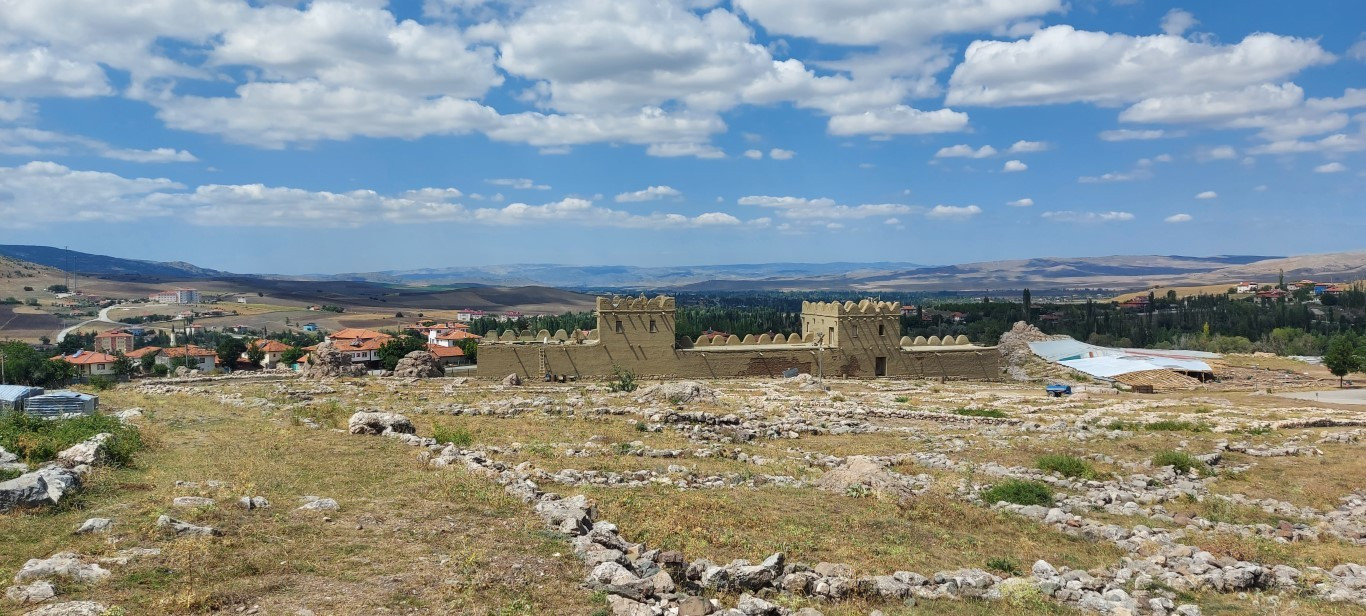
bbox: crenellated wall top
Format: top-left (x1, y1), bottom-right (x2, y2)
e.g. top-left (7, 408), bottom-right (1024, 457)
top-left (801, 298), bottom-right (902, 317)
top-left (596, 295), bottom-right (676, 311)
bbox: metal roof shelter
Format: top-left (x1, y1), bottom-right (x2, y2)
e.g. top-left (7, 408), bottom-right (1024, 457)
top-left (1029, 338), bottom-right (1215, 383)
top-left (0, 385), bottom-right (43, 411)
top-left (24, 390), bottom-right (97, 419)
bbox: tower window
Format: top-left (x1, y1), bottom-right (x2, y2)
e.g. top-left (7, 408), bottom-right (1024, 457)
top-left (878, 324), bottom-right (885, 336)
top-left (615, 320), bottom-right (624, 333)
top-left (649, 319), bottom-right (657, 333)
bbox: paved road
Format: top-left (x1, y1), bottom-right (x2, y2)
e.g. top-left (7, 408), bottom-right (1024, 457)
top-left (55, 305), bottom-right (119, 343)
top-left (1276, 389), bottom-right (1366, 406)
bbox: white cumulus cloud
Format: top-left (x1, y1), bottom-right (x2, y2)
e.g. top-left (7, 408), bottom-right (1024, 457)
top-left (1195, 190), bottom-right (1218, 199)
top-left (935, 144), bottom-right (997, 158)
top-left (615, 185), bottom-right (682, 202)
top-left (1160, 9), bottom-right (1198, 37)
top-left (1003, 159), bottom-right (1028, 172)
top-left (769, 148), bottom-right (795, 160)
top-left (1165, 213), bottom-right (1193, 223)
top-left (1007, 198), bottom-right (1034, 207)
top-left (1315, 162), bottom-right (1346, 173)
top-left (1041, 210), bottom-right (1135, 223)
top-left (926, 204), bottom-right (982, 220)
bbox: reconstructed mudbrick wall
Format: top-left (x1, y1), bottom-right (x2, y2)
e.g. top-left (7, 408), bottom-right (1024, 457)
top-left (476, 295), bottom-right (999, 381)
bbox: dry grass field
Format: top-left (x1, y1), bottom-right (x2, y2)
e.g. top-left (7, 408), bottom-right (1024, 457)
top-left (4, 370), bottom-right (1366, 615)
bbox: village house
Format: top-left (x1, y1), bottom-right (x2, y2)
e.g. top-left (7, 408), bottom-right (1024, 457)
top-left (1235, 281), bottom-right (1258, 293)
top-left (425, 344), bottom-right (466, 367)
top-left (94, 329), bottom-right (134, 354)
top-left (323, 328), bottom-right (392, 365)
top-left (429, 328), bottom-right (482, 347)
top-left (52, 350), bottom-right (118, 377)
top-left (246, 339), bottom-right (293, 369)
top-left (456, 309), bottom-right (487, 322)
top-left (149, 288), bottom-right (201, 304)
top-left (159, 345), bottom-right (217, 372)
top-left (125, 346), bottom-right (164, 365)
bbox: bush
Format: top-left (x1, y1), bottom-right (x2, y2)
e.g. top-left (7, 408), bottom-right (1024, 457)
top-left (981, 479), bottom-right (1053, 506)
top-left (607, 366), bottom-right (637, 393)
top-left (1036, 454), bottom-right (1096, 479)
top-left (985, 556), bottom-right (1022, 576)
top-left (87, 375), bottom-right (116, 391)
top-left (1153, 450), bottom-right (1207, 475)
top-left (0, 467), bottom-right (22, 481)
top-left (955, 408), bottom-right (1006, 418)
top-left (433, 424), bottom-right (473, 447)
top-left (151, 364), bottom-right (170, 377)
top-left (893, 395), bottom-right (910, 403)
top-left (0, 411), bottom-right (142, 466)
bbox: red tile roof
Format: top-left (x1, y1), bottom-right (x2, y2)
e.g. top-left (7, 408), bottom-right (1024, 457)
top-left (248, 339), bottom-right (292, 353)
top-left (52, 350), bottom-right (118, 365)
top-left (329, 328), bottom-right (390, 341)
top-left (164, 345), bottom-right (217, 358)
top-left (426, 344), bottom-right (465, 358)
top-left (435, 330), bottom-right (482, 340)
top-left (125, 346), bottom-right (163, 359)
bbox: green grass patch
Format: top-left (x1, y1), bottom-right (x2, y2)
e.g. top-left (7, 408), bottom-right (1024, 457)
top-left (1035, 454), bottom-right (1096, 480)
top-left (1143, 420), bottom-right (1211, 433)
top-left (1152, 450), bottom-right (1208, 475)
top-left (433, 424), bottom-right (474, 447)
top-left (0, 467), bottom-right (22, 481)
top-left (893, 395), bottom-right (910, 403)
top-left (955, 408), bottom-right (1007, 419)
top-left (981, 479), bottom-right (1053, 506)
top-left (985, 556), bottom-right (1022, 576)
top-left (0, 411), bottom-right (141, 466)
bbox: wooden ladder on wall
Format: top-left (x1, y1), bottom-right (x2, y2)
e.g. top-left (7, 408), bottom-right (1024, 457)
top-left (537, 348), bottom-right (547, 380)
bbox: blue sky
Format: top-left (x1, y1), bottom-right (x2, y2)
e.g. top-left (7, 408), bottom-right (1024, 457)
top-left (0, 0), bottom-right (1362, 274)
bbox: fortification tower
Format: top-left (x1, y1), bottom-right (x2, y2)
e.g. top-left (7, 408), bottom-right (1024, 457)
top-left (802, 299), bottom-right (903, 376)
top-left (596, 295), bottom-right (678, 358)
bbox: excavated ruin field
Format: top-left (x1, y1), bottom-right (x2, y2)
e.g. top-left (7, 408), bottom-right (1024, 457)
top-left (3, 373), bottom-right (1366, 615)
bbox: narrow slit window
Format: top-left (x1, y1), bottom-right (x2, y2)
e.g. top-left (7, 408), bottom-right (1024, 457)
top-left (649, 319), bottom-right (657, 333)
top-left (878, 324), bottom-right (885, 336)
top-left (615, 320), bottom-right (624, 333)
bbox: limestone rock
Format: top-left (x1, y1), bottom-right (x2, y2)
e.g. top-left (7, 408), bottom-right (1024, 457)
top-left (5, 580), bottom-right (56, 604)
top-left (238, 496), bottom-right (271, 510)
top-left (304, 341), bottom-right (362, 378)
top-left (392, 351), bottom-right (443, 378)
top-left (502, 373), bottom-right (522, 386)
top-left (55, 433), bottom-right (113, 469)
top-left (347, 412), bottom-right (415, 436)
top-left (297, 497), bottom-right (339, 512)
top-left (815, 456), bottom-right (918, 501)
top-left (172, 496), bottom-right (216, 508)
top-left (0, 469), bottom-right (81, 512)
top-left (635, 381), bottom-right (718, 405)
top-left (14, 552), bottom-right (110, 584)
top-left (23, 601), bottom-right (110, 616)
top-left (156, 515), bottom-right (222, 537)
top-left (74, 518), bottom-right (112, 535)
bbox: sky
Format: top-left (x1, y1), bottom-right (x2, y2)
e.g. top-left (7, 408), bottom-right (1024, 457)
top-left (0, 0), bottom-right (1363, 275)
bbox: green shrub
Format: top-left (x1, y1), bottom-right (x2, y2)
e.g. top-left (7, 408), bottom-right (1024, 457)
top-left (433, 424), bottom-right (473, 447)
top-left (151, 364), bottom-right (170, 377)
top-left (0, 411), bottom-right (141, 466)
top-left (607, 366), bottom-right (637, 393)
top-left (1153, 450), bottom-right (1207, 475)
top-left (981, 479), bottom-right (1053, 506)
top-left (1105, 420), bottom-right (1138, 431)
top-left (0, 467), bottom-right (22, 481)
top-left (985, 556), bottom-right (1022, 576)
top-left (87, 376), bottom-right (115, 391)
top-left (1144, 420), bottom-right (1211, 433)
top-left (955, 408), bottom-right (1007, 419)
top-left (893, 395), bottom-right (910, 403)
top-left (1036, 454), bottom-right (1096, 479)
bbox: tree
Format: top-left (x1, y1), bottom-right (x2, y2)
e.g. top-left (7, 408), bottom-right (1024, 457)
top-left (280, 346), bottom-right (305, 366)
top-left (139, 352), bottom-right (158, 374)
top-left (457, 338), bottom-right (478, 363)
top-left (111, 352), bottom-right (134, 380)
top-left (216, 338), bottom-right (248, 369)
top-left (245, 343), bottom-right (266, 368)
top-left (1324, 334), bottom-right (1361, 388)
top-left (46, 284), bottom-right (69, 293)
top-left (1021, 288), bottom-right (1031, 322)
top-left (378, 334), bottom-right (427, 370)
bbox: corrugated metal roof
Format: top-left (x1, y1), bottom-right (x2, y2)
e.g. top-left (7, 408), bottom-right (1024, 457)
top-left (0, 384), bottom-right (43, 402)
top-left (1031, 337), bottom-right (1213, 379)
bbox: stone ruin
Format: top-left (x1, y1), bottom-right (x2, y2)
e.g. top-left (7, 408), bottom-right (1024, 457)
top-left (303, 341), bottom-right (363, 379)
top-left (392, 350), bottom-right (443, 378)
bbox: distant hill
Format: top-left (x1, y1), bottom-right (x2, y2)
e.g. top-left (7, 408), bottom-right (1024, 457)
top-left (316, 262), bottom-right (929, 288)
top-left (0, 245), bottom-right (229, 279)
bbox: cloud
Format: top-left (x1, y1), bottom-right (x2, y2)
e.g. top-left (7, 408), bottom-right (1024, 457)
top-left (0, 161), bottom-right (182, 227)
top-left (0, 48), bottom-right (113, 98)
top-left (1099, 129), bottom-right (1169, 141)
top-left (471, 198), bottom-right (742, 229)
top-left (731, 0), bottom-right (1063, 46)
top-left (1003, 159), bottom-right (1028, 172)
top-left (0, 128), bottom-right (197, 162)
top-left (743, 149), bottom-right (763, 159)
top-left (1119, 83), bottom-right (1304, 125)
top-left (615, 185), bottom-right (682, 202)
top-left (769, 148), bottom-right (795, 160)
top-left (645, 142), bottom-right (726, 159)
top-left (1007, 197), bottom-right (1034, 207)
top-left (947, 26), bottom-right (1333, 108)
top-left (1041, 210), bottom-right (1135, 223)
top-left (1165, 213), bottom-right (1193, 223)
top-left (738, 195), bottom-right (915, 219)
top-left (487, 177), bottom-right (550, 190)
top-left (0, 100), bottom-right (36, 123)
top-left (1160, 9), bottom-right (1198, 37)
top-left (1006, 140), bottom-right (1048, 153)
top-left (827, 106), bottom-right (970, 137)
top-left (1195, 190), bottom-right (1218, 199)
top-left (935, 144), bottom-right (997, 159)
top-left (883, 217), bottom-right (901, 225)
top-left (1078, 168), bottom-right (1153, 183)
top-left (1315, 162), bottom-right (1347, 173)
top-left (926, 204), bottom-right (982, 220)
top-left (1248, 132), bottom-right (1366, 155)
top-left (1351, 40), bottom-right (1366, 62)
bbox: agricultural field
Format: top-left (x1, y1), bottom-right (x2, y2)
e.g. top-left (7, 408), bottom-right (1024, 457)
top-left (3, 370), bottom-right (1365, 615)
